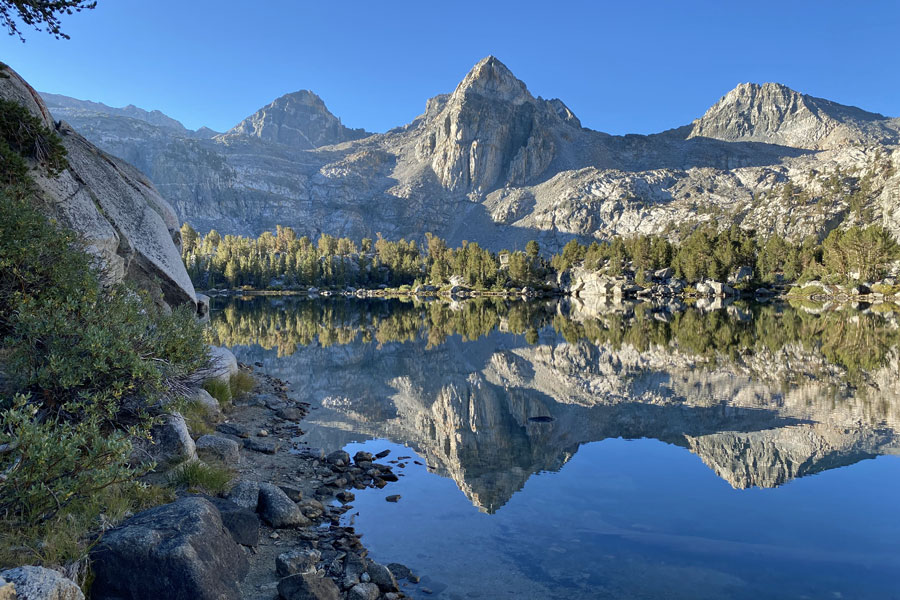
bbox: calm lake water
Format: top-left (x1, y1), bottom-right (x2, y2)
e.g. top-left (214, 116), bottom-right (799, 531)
top-left (211, 295), bottom-right (900, 599)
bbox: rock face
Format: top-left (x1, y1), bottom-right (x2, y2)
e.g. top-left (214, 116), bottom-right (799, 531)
top-left (38, 56), bottom-right (900, 250)
top-left (222, 90), bottom-right (369, 149)
top-left (91, 497), bottom-right (248, 600)
top-left (0, 65), bottom-right (195, 309)
top-left (688, 82), bottom-right (898, 150)
top-left (0, 566), bottom-right (84, 600)
top-left (417, 55), bottom-right (576, 193)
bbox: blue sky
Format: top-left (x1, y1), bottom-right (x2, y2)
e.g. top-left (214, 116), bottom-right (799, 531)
top-left (2, 0), bottom-right (898, 135)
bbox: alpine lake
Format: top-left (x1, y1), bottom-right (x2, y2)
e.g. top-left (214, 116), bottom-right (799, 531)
top-left (209, 294), bottom-right (900, 600)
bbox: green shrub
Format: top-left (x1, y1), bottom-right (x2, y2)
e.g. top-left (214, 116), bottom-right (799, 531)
top-left (229, 370), bottom-right (255, 399)
top-left (203, 378), bottom-right (232, 407)
top-left (168, 461), bottom-right (233, 495)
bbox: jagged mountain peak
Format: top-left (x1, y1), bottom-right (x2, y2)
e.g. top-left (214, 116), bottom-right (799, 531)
top-left (453, 55), bottom-right (531, 104)
top-left (224, 89), bottom-right (370, 149)
top-left (416, 56), bottom-right (584, 193)
top-left (689, 81), bottom-right (893, 149)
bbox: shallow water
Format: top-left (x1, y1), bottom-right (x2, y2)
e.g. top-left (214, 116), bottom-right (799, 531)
top-left (212, 296), bottom-right (900, 599)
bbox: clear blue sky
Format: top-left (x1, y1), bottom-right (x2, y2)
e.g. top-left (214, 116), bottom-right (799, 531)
top-left (2, 0), bottom-right (898, 135)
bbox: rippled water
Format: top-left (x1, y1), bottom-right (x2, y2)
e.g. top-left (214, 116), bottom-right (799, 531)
top-left (211, 295), bottom-right (900, 599)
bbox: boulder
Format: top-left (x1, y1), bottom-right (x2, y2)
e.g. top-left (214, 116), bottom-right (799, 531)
top-left (195, 434), bottom-right (241, 466)
top-left (208, 346), bottom-right (238, 382)
top-left (191, 388), bottom-right (222, 421)
top-left (0, 566), bottom-right (83, 600)
top-left (90, 497), bottom-right (248, 600)
top-left (258, 482), bottom-right (309, 528)
top-left (348, 583), bottom-right (380, 600)
top-left (130, 413), bottom-right (196, 470)
top-left (276, 548), bottom-right (322, 577)
top-left (366, 560), bottom-right (399, 592)
top-left (277, 573), bottom-right (341, 600)
top-left (196, 294), bottom-right (211, 318)
top-left (729, 265), bottom-right (753, 284)
top-left (326, 450), bottom-right (350, 467)
top-left (205, 497), bottom-right (260, 547)
top-left (226, 479), bottom-right (261, 511)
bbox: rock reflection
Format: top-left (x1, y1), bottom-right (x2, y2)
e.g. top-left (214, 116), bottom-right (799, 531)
top-left (210, 296), bottom-right (900, 511)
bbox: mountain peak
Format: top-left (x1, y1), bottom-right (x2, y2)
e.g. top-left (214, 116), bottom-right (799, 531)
top-left (453, 56), bottom-right (531, 104)
top-left (225, 90), bottom-right (369, 149)
top-left (689, 81), bottom-right (891, 149)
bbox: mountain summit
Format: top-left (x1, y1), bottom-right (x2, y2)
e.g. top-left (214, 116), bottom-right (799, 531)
top-left (417, 56), bottom-right (583, 193)
top-left (689, 82), bottom-right (896, 149)
top-left (224, 90), bottom-right (370, 149)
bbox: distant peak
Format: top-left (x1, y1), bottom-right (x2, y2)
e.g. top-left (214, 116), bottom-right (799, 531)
top-left (276, 89), bottom-right (326, 106)
top-left (454, 55), bottom-right (530, 103)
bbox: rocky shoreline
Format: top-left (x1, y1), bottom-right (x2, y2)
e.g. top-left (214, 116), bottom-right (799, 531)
top-left (1, 354), bottom-right (425, 600)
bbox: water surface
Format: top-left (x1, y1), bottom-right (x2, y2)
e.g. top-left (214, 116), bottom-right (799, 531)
top-left (211, 296), bottom-right (900, 599)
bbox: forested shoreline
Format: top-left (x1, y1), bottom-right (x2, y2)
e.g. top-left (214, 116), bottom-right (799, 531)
top-left (181, 222), bottom-right (900, 293)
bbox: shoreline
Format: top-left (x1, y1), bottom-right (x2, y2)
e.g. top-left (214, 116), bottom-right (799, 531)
top-left (217, 363), bottom-right (422, 599)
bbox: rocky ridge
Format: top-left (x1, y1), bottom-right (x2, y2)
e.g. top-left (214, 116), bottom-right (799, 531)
top-left (38, 56), bottom-right (900, 249)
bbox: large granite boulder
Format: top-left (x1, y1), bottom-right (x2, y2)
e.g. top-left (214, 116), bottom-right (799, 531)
top-left (0, 566), bottom-right (83, 600)
top-left (208, 346), bottom-right (238, 382)
top-left (0, 64), bottom-right (195, 310)
top-left (90, 497), bottom-right (248, 600)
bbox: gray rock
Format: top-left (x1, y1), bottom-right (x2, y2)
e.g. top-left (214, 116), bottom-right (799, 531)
top-left (205, 497), bottom-right (260, 547)
top-left (192, 388), bottom-right (222, 421)
top-left (258, 483), bottom-right (309, 528)
top-left (90, 497), bottom-right (248, 600)
top-left (276, 548), bottom-right (322, 577)
top-left (216, 422), bottom-right (251, 438)
top-left (348, 583), bottom-right (380, 600)
top-left (130, 413), bottom-right (196, 470)
top-left (209, 346), bottom-right (238, 382)
top-left (277, 573), bottom-right (341, 600)
top-left (195, 434), bottom-right (241, 466)
top-left (196, 293), bottom-right (211, 318)
top-left (0, 566), bottom-right (83, 600)
top-left (244, 438), bottom-right (277, 454)
top-left (297, 498), bottom-right (325, 519)
top-left (226, 479), bottom-right (261, 511)
top-left (326, 450), bottom-right (350, 467)
top-left (366, 560), bottom-right (399, 592)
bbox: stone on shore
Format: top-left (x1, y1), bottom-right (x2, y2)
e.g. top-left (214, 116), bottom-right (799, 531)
top-left (0, 566), bottom-right (83, 600)
top-left (90, 497), bottom-right (248, 600)
top-left (227, 479), bottom-right (261, 510)
top-left (276, 548), bottom-right (322, 577)
top-left (366, 560), bottom-right (399, 592)
top-left (277, 573), bottom-right (341, 600)
top-left (259, 483), bottom-right (309, 528)
top-left (195, 434), bottom-right (241, 466)
top-left (192, 388), bottom-right (222, 421)
top-left (206, 496), bottom-right (260, 547)
top-left (348, 582), bottom-right (380, 600)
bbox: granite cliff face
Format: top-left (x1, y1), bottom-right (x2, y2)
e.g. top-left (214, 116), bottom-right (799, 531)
top-left (3, 66), bottom-right (196, 308)
top-left (41, 57), bottom-right (900, 248)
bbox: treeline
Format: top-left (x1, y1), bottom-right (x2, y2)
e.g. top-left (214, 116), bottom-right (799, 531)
top-left (181, 222), bottom-right (899, 291)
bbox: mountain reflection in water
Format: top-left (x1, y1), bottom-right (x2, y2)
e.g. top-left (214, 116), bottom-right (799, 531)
top-left (209, 295), bottom-right (900, 513)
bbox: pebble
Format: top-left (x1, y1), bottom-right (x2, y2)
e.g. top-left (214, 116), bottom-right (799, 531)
top-left (385, 495), bottom-right (401, 503)
top-left (258, 429), bottom-right (269, 437)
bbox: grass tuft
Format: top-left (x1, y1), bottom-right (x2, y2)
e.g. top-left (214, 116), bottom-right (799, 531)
top-left (168, 461), bottom-right (234, 495)
top-left (229, 370), bottom-right (255, 399)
